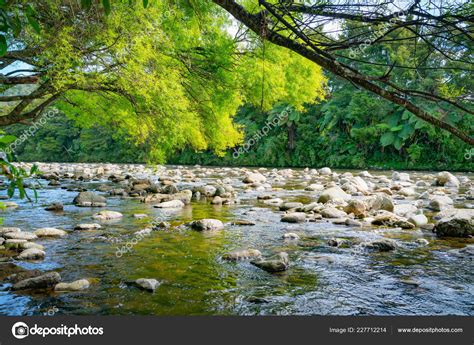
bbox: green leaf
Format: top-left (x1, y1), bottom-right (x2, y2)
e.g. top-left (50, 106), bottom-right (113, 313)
top-left (399, 124), bottom-right (414, 139)
top-left (26, 5), bottom-right (41, 34)
top-left (408, 115), bottom-right (418, 124)
top-left (385, 113), bottom-right (399, 127)
top-left (415, 120), bottom-right (426, 129)
top-left (393, 137), bottom-right (403, 150)
top-left (380, 132), bottom-right (395, 147)
top-left (102, 0), bottom-right (111, 15)
top-left (143, 0), bottom-right (149, 8)
top-left (401, 110), bottom-right (411, 120)
top-left (0, 34), bottom-right (6, 56)
top-left (7, 181), bottom-right (15, 198)
top-left (17, 180), bottom-right (26, 199)
top-left (390, 124), bottom-right (403, 132)
top-left (0, 135), bottom-right (17, 144)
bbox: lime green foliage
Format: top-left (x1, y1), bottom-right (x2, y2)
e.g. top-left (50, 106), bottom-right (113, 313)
top-left (0, 132), bottom-right (39, 214)
top-left (9, 0), bottom-right (326, 162)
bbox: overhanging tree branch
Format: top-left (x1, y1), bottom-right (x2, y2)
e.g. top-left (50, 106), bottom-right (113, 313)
top-left (212, 0), bottom-right (473, 145)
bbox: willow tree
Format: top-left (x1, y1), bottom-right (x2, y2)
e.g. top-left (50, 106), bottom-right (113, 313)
top-left (0, 0), bottom-right (327, 161)
top-left (211, 0), bottom-right (473, 145)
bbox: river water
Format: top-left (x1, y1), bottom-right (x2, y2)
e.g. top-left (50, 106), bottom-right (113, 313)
top-left (0, 165), bottom-right (472, 316)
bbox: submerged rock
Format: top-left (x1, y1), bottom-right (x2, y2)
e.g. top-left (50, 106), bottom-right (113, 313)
top-left (251, 252), bottom-right (289, 273)
top-left (190, 219), bottom-right (224, 231)
top-left (55, 279), bottom-right (90, 291)
top-left (92, 210), bottom-right (123, 220)
top-left (230, 220), bottom-right (256, 226)
top-left (135, 278), bottom-right (160, 292)
top-left (153, 200), bottom-right (185, 208)
top-left (12, 272), bottom-right (61, 290)
top-left (371, 211), bottom-right (415, 229)
top-left (34, 228), bottom-right (67, 238)
top-left (44, 202), bottom-right (64, 211)
top-left (222, 249), bottom-right (262, 261)
top-left (282, 232), bottom-right (300, 240)
top-left (73, 191), bottom-right (107, 207)
top-left (281, 212), bottom-right (306, 223)
top-left (327, 238), bottom-right (351, 247)
top-left (363, 239), bottom-right (397, 252)
top-left (17, 248), bottom-right (46, 260)
top-left (74, 223), bottom-right (102, 230)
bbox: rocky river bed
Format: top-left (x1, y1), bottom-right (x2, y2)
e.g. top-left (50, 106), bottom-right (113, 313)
top-left (0, 163), bottom-right (473, 316)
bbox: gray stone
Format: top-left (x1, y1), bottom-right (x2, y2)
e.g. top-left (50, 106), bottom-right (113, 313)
top-left (135, 278), bottom-right (160, 292)
top-left (318, 186), bottom-right (350, 203)
top-left (92, 210), bottom-right (123, 220)
top-left (34, 228), bottom-right (67, 238)
top-left (154, 200), bottom-right (185, 208)
top-left (4, 232), bottom-right (37, 241)
top-left (222, 249), bottom-right (262, 261)
top-left (433, 209), bottom-right (474, 238)
top-left (363, 239), bottom-right (397, 251)
top-left (55, 279), bottom-right (90, 291)
top-left (429, 196), bottom-right (453, 211)
top-left (281, 212), bottom-right (306, 223)
top-left (12, 272), bottom-right (61, 290)
top-left (74, 223), bottom-right (102, 230)
top-left (251, 252), bottom-right (289, 273)
top-left (190, 219), bottom-right (224, 231)
top-left (17, 248), bottom-right (45, 260)
top-left (73, 191), bottom-right (107, 207)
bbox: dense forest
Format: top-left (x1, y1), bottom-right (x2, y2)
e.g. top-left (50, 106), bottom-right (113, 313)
top-left (7, 72), bottom-right (473, 170)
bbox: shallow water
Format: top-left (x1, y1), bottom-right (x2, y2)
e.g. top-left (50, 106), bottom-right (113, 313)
top-left (0, 166), bottom-right (472, 316)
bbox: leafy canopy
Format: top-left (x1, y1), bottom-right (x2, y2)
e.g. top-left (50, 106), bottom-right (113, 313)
top-left (2, 0), bottom-right (326, 162)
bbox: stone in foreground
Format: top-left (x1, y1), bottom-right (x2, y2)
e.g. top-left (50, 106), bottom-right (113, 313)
top-left (251, 252), bottom-right (289, 273)
top-left (222, 249), bottom-right (262, 261)
top-left (363, 239), bottom-right (397, 252)
top-left (281, 212), bottom-right (306, 223)
top-left (433, 209), bottom-right (474, 238)
top-left (55, 279), bottom-right (90, 291)
top-left (74, 223), bottom-right (102, 230)
top-left (318, 186), bottom-right (350, 203)
top-left (73, 191), bottom-right (107, 207)
top-left (12, 272), bottom-right (61, 290)
top-left (153, 200), bottom-right (185, 208)
top-left (3, 232), bottom-right (37, 241)
top-left (135, 278), bottom-right (160, 292)
top-left (190, 219), bottom-right (224, 231)
top-left (34, 228), bottom-right (67, 237)
top-left (92, 210), bottom-right (123, 220)
top-left (16, 248), bottom-right (46, 260)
